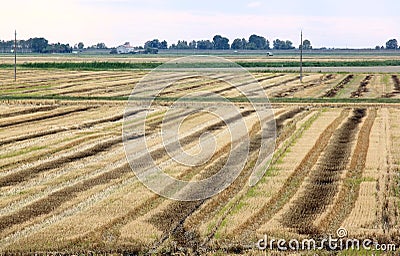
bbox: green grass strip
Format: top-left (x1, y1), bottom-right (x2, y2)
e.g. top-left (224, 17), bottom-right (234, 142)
top-left (1, 60), bottom-right (400, 70)
top-left (238, 60), bottom-right (400, 68)
top-left (19, 61), bottom-right (161, 70)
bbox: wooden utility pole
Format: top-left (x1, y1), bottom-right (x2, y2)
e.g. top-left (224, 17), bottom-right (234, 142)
top-left (14, 30), bottom-right (17, 82)
top-left (300, 30), bottom-right (303, 83)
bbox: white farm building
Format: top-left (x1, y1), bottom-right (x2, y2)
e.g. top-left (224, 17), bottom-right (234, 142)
top-left (116, 44), bottom-right (136, 54)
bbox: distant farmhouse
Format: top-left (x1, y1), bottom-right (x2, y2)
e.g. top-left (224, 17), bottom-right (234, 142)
top-left (116, 42), bottom-right (136, 54)
top-left (114, 42), bottom-right (158, 54)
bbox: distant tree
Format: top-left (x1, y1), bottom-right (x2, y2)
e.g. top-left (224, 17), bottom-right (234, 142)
top-left (248, 34), bottom-right (269, 49)
top-left (29, 37), bottom-right (49, 53)
top-left (145, 39), bottom-right (161, 49)
top-left (196, 40), bottom-right (213, 50)
top-left (273, 39), bottom-right (295, 50)
top-left (18, 39), bottom-right (33, 53)
top-left (273, 39), bottom-right (282, 49)
top-left (273, 39), bottom-right (284, 50)
top-left (189, 40), bottom-right (197, 49)
top-left (375, 45), bottom-right (382, 50)
top-left (176, 40), bottom-right (189, 49)
top-left (245, 42), bottom-right (257, 50)
top-left (231, 38), bottom-right (246, 50)
top-left (65, 43), bottom-right (73, 53)
top-left (302, 39), bottom-right (312, 50)
top-left (0, 40), bottom-right (13, 53)
top-left (96, 42), bottom-right (107, 49)
top-left (285, 40), bottom-right (294, 49)
top-left (145, 39), bottom-right (168, 49)
top-left (78, 42), bottom-right (84, 49)
top-left (241, 38), bottom-right (248, 48)
top-left (144, 40), bottom-right (151, 49)
top-left (386, 39), bottom-right (398, 49)
top-left (160, 40), bottom-right (168, 49)
top-left (43, 42), bottom-right (72, 53)
top-left (213, 35), bottom-right (230, 50)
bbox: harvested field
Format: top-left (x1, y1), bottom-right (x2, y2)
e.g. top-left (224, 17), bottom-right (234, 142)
top-left (1, 63), bottom-right (400, 254)
top-left (1, 101), bottom-right (397, 253)
top-left (1, 69), bottom-right (398, 100)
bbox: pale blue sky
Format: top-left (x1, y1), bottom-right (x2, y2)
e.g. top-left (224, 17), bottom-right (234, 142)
top-left (1, 0), bottom-right (399, 48)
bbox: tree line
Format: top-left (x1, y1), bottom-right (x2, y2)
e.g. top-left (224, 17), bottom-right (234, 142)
top-left (145, 34), bottom-right (304, 50)
top-left (0, 38), bottom-right (72, 53)
top-left (0, 35), bottom-right (398, 54)
top-left (145, 35), bottom-right (399, 51)
top-left (378, 39), bottom-right (399, 50)
top-left (0, 38), bottom-right (108, 53)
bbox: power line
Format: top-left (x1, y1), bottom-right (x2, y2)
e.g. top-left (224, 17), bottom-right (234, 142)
top-left (14, 30), bottom-right (17, 82)
top-left (300, 30), bottom-right (303, 83)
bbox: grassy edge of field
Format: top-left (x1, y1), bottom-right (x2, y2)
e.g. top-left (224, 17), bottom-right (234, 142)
top-left (1, 60), bottom-right (400, 70)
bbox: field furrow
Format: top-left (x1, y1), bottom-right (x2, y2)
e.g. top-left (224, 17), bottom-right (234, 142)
top-left (279, 109), bottom-right (366, 235)
top-left (0, 105), bottom-right (58, 118)
top-left (322, 74), bottom-right (355, 97)
top-left (272, 74), bottom-right (333, 98)
top-left (350, 75), bottom-right (374, 98)
top-left (0, 106), bottom-right (94, 129)
top-left (255, 109), bottom-right (349, 237)
top-left (316, 108), bottom-right (377, 235)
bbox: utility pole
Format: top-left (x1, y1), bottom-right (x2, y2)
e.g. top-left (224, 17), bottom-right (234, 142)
top-left (300, 30), bottom-right (303, 83)
top-left (14, 30), bottom-right (17, 82)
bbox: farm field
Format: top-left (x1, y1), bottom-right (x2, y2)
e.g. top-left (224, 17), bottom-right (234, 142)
top-left (0, 68), bottom-right (400, 100)
top-left (1, 56), bottom-right (400, 254)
